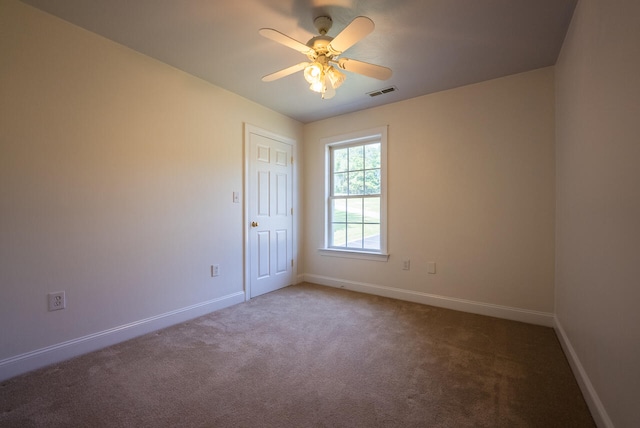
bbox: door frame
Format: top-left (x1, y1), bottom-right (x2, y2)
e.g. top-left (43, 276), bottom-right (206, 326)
top-left (243, 123), bottom-right (297, 301)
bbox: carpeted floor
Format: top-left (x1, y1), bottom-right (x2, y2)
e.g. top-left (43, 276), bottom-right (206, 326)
top-left (0, 283), bottom-right (594, 427)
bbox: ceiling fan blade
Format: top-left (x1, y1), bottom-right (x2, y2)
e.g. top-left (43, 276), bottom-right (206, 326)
top-left (259, 28), bottom-right (314, 55)
top-left (336, 58), bottom-right (392, 80)
top-left (328, 16), bottom-right (374, 54)
top-left (262, 62), bottom-right (310, 82)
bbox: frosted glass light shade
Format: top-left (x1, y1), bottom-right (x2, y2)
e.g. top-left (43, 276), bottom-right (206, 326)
top-left (304, 62), bottom-right (323, 84)
top-left (327, 66), bottom-right (345, 89)
top-left (309, 80), bottom-right (325, 93)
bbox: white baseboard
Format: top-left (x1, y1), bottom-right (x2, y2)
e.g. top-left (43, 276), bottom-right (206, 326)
top-left (0, 291), bottom-right (245, 382)
top-left (554, 317), bottom-right (613, 428)
top-left (303, 274), bottom-right (555, 327)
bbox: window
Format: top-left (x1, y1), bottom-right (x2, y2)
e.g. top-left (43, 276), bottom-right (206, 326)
top-left (321, 127), bottom-right (388, 261)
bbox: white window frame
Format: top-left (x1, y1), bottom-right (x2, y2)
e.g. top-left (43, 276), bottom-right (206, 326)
top-left (319, 126), bottom-right (389, 262)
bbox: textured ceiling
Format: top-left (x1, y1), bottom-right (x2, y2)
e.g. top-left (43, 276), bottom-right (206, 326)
top-left (20, 0), bottom-right (577, 123)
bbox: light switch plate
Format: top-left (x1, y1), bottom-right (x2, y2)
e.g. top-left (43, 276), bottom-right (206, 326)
top-left (427, 262), bottom-right (436, 274)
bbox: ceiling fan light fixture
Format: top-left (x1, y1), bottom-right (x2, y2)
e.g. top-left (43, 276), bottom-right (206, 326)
top-left (309, 80), bottom-right (325, 93)
top-left (304, 62), bottom-right (323, 84)
top-left (327, 66), bottom-right (345, 89)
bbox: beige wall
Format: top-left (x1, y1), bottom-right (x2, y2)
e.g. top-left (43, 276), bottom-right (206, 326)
top-left (303, 67), bottom-right (556, 315)
top-left (5, 3), bottom-right (637, 424)
top-left (0, 0), bottom-right (302, 367)
top-left (555, 0), bottom-right (640, 426)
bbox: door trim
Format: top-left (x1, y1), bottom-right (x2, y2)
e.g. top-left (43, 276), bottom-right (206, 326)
top-left (243, 123), bottom-right (297, 301)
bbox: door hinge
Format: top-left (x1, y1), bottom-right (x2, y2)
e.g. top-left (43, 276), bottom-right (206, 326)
top-left (291, 259), bottom-right (294, 267)
top-left (290, 207), bottom-right (293, 215)
top-left (291, 156), bottom-right (294, 164)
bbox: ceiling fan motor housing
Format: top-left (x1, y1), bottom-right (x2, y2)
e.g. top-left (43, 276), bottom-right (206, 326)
top-left (306, 36), bottom-right (333, 58)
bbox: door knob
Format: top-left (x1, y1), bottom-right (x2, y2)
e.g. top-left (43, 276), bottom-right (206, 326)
top-left (251, 221), bottom-right (259, 227)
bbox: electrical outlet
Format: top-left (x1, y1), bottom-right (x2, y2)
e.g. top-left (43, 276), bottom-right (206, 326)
top-left (48, 291), bottom-right (66, 311)
top-left (402, 259), bottom-right (411, 271)
top-left (211, 264), bottom-right (220, 277)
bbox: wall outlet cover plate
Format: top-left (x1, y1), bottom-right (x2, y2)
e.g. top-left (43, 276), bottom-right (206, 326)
top-left (48, 291), bottom-right (66, 311)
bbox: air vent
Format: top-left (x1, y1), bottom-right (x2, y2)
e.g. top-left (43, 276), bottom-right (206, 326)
top-left (367, 86), bottom-right (397, 97)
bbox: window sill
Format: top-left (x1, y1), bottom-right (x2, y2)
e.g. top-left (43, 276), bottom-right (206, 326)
top-left (318, 248), bottom-right (390, 262)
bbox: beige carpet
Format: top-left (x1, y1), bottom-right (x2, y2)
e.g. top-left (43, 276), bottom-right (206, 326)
top-left (0, 283), bottom-right (594, 427)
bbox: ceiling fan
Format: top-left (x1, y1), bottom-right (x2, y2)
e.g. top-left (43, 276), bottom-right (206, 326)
top-left (259, 15), bottom-right (392, 99)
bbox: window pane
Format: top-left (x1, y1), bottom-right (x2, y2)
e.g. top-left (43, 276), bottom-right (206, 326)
top-left (333, 148), bottom-right (348, 173)
top-left (364, 143), bottom-right (381, 169)
top-left (346, 198), bottom-right (363, 223)
top-left (333, 172), bottom-right (348, 195)
top-left (364, 170), bottom-right (380, 195)
top-left (349, 171), bottom-right (364, 195)
top-left (331, 223), bottom-right (346, 247)
top-left (349, 146), bottom-right (364, 171)
top-left (331, 198), bottom-right (346, 222)
top-left (363, 197), bottom-right (380, 223)
top-left (346, 224), bottom-right (363, 249)
top-left (363, 224), bottom-right (380, 250)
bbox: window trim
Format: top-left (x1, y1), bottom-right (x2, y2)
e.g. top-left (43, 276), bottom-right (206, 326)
top-left (320, 126), bottom-right (389, 261)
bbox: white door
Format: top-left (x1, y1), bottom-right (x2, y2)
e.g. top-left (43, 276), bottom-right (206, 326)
top-left (246, 125), bottom-right (294, 298)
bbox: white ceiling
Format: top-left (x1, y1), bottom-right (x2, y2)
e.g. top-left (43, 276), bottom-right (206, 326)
top-left (20, 0), bottom-right (577, 123)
